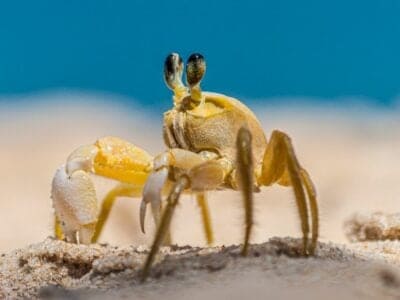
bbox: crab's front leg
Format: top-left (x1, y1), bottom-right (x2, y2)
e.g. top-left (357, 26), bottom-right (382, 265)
top-left (52, 136), bottom-right (153, 244)
top-left (140, 149), bottom-right (227, 243)
top-left (140, 152), bottom-right (229, 280)
top-left (141, 149), bottom-right (207, 230)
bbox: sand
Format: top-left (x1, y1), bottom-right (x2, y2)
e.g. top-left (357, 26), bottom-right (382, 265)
top-left (1, 92), bottom-right (400, 299)
top-left (2, 237), bottom-right (400, 299)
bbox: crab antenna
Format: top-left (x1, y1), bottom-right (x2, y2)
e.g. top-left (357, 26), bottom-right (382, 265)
top-left (164, 53), bottom-right (187, 100)
top-left (186, 53), bottom-right (206, 102)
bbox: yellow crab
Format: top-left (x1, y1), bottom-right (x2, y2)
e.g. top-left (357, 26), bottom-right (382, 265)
top-left (51, 52), bottom-right (319, 279)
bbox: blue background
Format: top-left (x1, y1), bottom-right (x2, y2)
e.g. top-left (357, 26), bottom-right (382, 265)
top-left (0, 0), bottom-right (399, 110)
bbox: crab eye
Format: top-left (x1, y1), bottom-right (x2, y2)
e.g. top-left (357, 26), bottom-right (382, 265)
top-left (164, 53), bottom-right (184, 90)
top-left (186, 53), bottom-right (206, 87)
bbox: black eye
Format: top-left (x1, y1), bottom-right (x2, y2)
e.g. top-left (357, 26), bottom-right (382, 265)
top-left (187, 53), bottom-right (204, 65)
top-left (164, 53), bottom-right (176, 78)
top-left (186, 53), bottom-right (206, 86)
top-left (164, 53), bottom-right (183, 90)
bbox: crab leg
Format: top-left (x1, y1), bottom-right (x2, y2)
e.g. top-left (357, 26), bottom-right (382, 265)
top-left (300, 169), bottom-right (319, 254)
top-left (141, 175), bottom-right (190, 281)
top-left (196, 193), bottom-right (214, 245)
top-left (92, 183), bottom-right (143, 243)
top-left (141, 160), bottom-right (226, 281)
top-left (236, 127), bottom-right (254, 255)
top-left (257, 130), bottom-right (317, 255)
top-left (140, 148), bottom-right (217, 233)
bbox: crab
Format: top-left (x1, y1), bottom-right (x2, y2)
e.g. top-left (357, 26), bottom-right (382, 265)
top-left (51, 52), bottom-right (319, 280)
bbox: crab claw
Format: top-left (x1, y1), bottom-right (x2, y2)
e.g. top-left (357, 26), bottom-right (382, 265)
top-left (140, 168), bottom-right (168, 233)
top-left (52, 166), bottom-right (99, 244)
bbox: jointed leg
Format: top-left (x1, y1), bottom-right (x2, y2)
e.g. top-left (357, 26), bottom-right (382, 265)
top-left (93, 182), bottom-right (173, 245)
top-left (91, 183), bottom-right (143, 243)
top-left (140, 159), bottom-right (226, 280)
top-left (284, 136), bottom-right (310, 254)
top-left (258, 130), bottom-right (317, 255)
top-left (300, 169), bottom-right (319, 254)
top-left (140, 148), bottom-right (221, 234)
top-left (236, 127), bottom-right (254, 255)
top-left (141, 175), bottom-right (190, 281)
top-left (196, 193), bottom-right (214, 245)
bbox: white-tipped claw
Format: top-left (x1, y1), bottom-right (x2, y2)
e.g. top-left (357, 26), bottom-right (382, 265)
top-left (140, 168), bottom-right (169, 233)
top-left (52, 166), bottom-right (99, 244)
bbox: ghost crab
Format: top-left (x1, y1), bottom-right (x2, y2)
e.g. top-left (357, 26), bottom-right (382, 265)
top-left (51, 52), bottom-right (319, 280)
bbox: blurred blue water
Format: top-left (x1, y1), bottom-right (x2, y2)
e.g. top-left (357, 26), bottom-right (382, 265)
top-left (0, 0), bottom-right (399, 111)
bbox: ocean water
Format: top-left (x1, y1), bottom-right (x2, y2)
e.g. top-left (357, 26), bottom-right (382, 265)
top-left (1, 1), bottom-right (400, 109)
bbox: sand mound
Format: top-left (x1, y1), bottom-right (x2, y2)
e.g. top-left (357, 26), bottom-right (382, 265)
top-left (2, 238), bottom-right (400, 299)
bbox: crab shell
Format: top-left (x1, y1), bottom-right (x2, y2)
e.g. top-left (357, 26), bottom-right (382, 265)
top-left (163, 92), bottom-right (267, 169)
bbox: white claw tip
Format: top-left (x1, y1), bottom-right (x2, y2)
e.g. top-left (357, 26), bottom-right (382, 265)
top-left (140, 168), bottom-right (169, 232)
